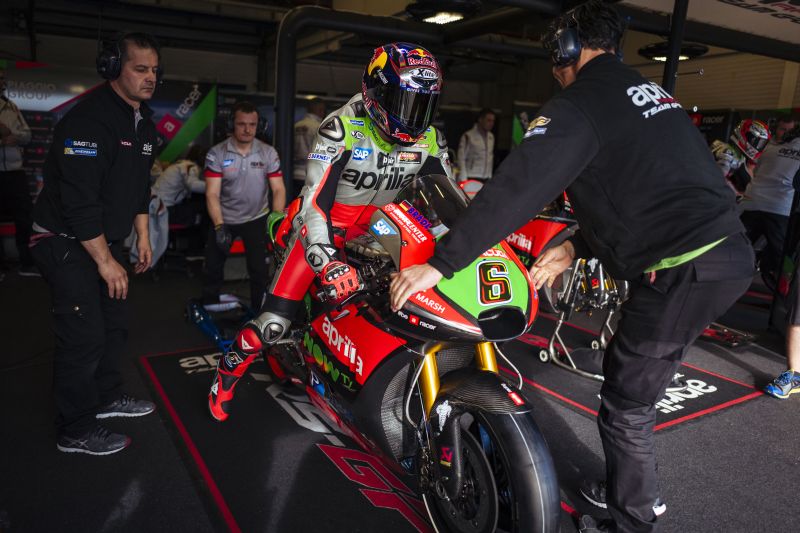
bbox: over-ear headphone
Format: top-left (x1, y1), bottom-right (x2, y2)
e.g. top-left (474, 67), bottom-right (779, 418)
top-left (96, 33), bottom-right (163, 82)
top-left (226, 104), bottom-right (269, 136)
top-left (551, 16), bottom-right (582, 67)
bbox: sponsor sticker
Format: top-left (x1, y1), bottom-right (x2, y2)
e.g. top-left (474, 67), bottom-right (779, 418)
top-left (351, 130), bottom-right (365, 140)
top-left (222, 159), bottom-right (234, 168)
top-left (142, 142), bottom-right (153, 155)
top-left (120, 140), bottom-right (132, 147)
top-left (308, 152), bottom-right (331, 162)
top-left (397, 151), bottom-right (421, 164)
top-left (352, 147), bottom-right (373, 161)
top-left (63, 138), bottom-right (98, 156)
top-left (527, 116), bottom-right (551, 130)
top-left (349, 119), bottom-right (365, 126)
top-left (371, 219), bottom-right (397, 236)
top-left (524, 127), bottom-right (547, 137)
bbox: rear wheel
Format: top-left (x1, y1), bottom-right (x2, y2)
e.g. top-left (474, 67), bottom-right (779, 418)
top-left (422, 411), bottom-right (560, 533)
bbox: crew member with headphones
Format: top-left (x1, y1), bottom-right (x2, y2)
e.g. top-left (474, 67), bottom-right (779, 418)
top-left (389, 2), bottom-right (754, 531)
top-left (30, 33), bottom-right (161, 455)
top-left (201, 101), bottom-right (285, 311)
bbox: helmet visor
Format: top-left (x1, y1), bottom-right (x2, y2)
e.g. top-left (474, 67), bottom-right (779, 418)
top-left (384, 84), bottom-right (440, 138)
top-left (746, 130), bottom-right (769, 154)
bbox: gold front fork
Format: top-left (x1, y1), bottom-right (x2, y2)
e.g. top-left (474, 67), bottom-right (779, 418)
top-left (417, 341), bottom-right (499, 417)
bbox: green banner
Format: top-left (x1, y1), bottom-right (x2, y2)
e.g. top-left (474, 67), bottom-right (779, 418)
top-left (159, 85), bottom-right (217, 162)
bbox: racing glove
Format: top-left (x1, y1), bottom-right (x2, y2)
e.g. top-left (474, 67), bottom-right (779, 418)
top-left (319, 260), bottom-right (361, 302)
top-left (214, 224), bottom-right (233, 253)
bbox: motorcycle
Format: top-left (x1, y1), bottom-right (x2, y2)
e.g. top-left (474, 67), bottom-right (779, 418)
top-left (264, 174), bottom-right (560, 532)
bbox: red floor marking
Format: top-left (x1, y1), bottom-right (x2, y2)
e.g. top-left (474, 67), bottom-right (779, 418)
top-left (679, 362), bottom-right (757, 389)
top-left (139, 355), bottom-right (242, 533)
top-left (653, 391), bottom-right (763, 431)
top-left (745, 290), bottom-right (773, 301)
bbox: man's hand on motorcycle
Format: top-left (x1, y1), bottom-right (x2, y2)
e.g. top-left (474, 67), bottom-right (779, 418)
top-left (530, 241), bottom-right (575, 290)
top-left (319, 260), bottom-right (361, 302)
top-left (389, 263), bottom-right (443, 312)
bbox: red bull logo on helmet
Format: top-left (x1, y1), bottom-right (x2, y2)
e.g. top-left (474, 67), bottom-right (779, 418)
top-left (406, 48), bottom-right (437, 68)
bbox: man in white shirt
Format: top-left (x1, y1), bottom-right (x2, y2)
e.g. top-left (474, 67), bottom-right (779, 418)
top-left (0, 68), bottom-right (34, 275)
top-left (456, 108), bottom-right (495, 183)
top-left (291, 98), bottom-right (326, 201)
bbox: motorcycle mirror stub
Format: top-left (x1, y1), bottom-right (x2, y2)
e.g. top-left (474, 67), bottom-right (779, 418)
top-left (477, 306), bottom-right (529, 342)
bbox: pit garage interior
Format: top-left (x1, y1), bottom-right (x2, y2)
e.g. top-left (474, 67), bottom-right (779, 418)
top-left (1, 0), bottom-right (799, 532)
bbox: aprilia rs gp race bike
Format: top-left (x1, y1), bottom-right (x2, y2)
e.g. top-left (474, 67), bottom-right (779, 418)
top-left (265, 174), bottom-right (560, 532)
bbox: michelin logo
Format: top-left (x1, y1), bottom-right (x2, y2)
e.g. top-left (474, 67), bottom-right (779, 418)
top-left (353, 147), bottom-right (373, 161)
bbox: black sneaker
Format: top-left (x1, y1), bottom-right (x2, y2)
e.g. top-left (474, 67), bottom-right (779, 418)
top-left (665, 373), bottom-right (689, 393)
top-left (57, 425), bottom-right (131, 455)
top-left (18, 265), bottom-right (41, 277)
top-left (578, 515), bottom-right (612, 532)
top-left (580, 480), bottom-right (666, 516)
top-left (96, 394), bottom-right (155, 419)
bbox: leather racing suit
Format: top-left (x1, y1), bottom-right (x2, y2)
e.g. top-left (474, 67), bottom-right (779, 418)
top-left (208, 94), bottom-right (452, 421)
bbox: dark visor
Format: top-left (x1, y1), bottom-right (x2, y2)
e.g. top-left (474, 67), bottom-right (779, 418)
top-left (385, 84), bottom-right (440, 138)
top-left (747, 131), bottom-right (768, 153)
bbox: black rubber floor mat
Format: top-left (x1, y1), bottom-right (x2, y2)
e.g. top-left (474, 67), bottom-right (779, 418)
top-left (504, 316), bottom-right (763, 431)
top-left (140, 348), bottom-right (431, 533)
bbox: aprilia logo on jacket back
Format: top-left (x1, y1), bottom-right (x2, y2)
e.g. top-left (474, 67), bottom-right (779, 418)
top-left (626, 82), bottom-right (682, 119)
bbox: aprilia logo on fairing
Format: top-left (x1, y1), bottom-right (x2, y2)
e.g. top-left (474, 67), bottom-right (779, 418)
top-left (341, 167), bottom-right (415, 191)
top-left (321, 316), bottom-right (363, 375)
top-left (626, 82), bottom-right (682, 118)
top-left (506, 232), bottom-right (532, 252)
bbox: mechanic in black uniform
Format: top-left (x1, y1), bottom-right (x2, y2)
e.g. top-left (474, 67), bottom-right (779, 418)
top-left (30, 33), bottom-right (160, 456)
top-left (390, 2), bottom-right (754, 532)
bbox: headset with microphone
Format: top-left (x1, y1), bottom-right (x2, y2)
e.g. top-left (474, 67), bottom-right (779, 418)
top-left (548, 12), bottom-right (625, 67)
top-left (96, 33), bottom-right (164, 82)
top-left (225, 102), bottom-right (269, 137)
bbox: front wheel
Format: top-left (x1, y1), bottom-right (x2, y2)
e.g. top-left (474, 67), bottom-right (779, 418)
top-left (422, 411), bottom-right (560, 533)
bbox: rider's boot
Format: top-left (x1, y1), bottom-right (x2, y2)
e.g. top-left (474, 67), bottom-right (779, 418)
top-left (208, 311), bottom-right (291, 422)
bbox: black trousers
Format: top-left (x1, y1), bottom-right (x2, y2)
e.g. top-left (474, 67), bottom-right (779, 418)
top-left (740, 209), bottom-right (788, 279)
top-left (0, 169), bottom-right (34, 266)
top-left (599, 233), bottom-right (754, 533)
top-left (31, 237), bottom-right (127, 437)
top-left (202, 215), bottom-right (268, 309)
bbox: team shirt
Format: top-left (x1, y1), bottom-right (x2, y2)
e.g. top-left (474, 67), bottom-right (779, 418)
top-left (742, 137), bottom-right (800, 216)
top-left (204, 138), bottom-right (282, 225)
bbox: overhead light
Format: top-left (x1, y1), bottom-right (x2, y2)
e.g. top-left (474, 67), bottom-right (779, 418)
top-left (407, 0), bottom-right (481, 25)
top-left (638, 41), bottom-right (709, 62)
top-left (424, 12), bottom-right (464, 24)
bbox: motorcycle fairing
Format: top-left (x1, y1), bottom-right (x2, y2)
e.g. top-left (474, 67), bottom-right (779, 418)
top-left (311, 303), bottom-right (407, 386)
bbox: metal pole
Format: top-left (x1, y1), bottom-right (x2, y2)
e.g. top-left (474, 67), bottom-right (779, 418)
top-left (661, 0), bottom-right (689, 94)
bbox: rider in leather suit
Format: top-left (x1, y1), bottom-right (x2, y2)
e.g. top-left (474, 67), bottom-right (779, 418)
top-left (208, 43), bottom-right (453, 421)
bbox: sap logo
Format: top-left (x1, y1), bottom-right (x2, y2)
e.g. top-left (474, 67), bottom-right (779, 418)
top-left (626, 82), bottom-right (674, 107)
top-left (506, 232), bottom-right (532, 252)
top-left (414, 292), bottom-right (446, 314)
top-left (352, 147), bottom-right (373, 161)
top-left (321, 316), bottom-right (363, 376)
top-left (371, 219), bottom-right (397, 236)
top-left (341, 168), bottom-right (415, 191)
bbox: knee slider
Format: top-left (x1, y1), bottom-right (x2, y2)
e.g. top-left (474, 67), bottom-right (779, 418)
top-left (249, 311), bottom-right (291, 345)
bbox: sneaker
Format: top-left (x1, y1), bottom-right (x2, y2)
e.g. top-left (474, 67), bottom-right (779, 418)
top-left (578, 515), bottom-right (612, 533)
top-left (18, 264), bottom-right (41, 277)
top-left (580, 480), bottom-right (666, 516)
top-left (764, 370), bottom-right (800, 399)
top-left (665, 373), bottom-right (689, 393)
top-left (96, 394), bottom-right (155, 419)
top-left (57, 425), bottom-right (131, 455)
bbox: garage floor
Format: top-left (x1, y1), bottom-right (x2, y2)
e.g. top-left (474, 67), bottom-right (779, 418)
top-left (1, 267), bottom-right (797, 533)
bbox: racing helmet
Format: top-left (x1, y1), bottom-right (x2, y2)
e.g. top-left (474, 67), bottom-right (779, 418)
top-left (362, 43), bottom-right (443, 145)
top-left (730, 119), bottom-right (771, 161)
